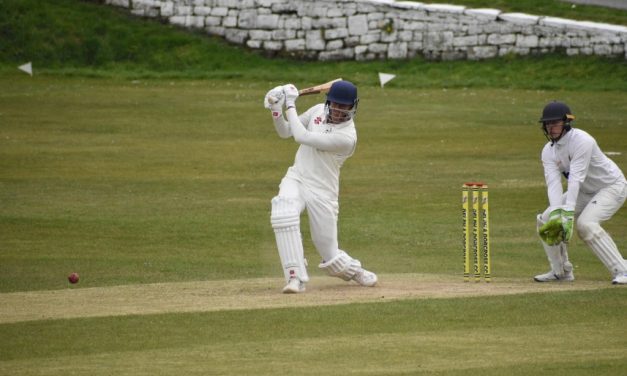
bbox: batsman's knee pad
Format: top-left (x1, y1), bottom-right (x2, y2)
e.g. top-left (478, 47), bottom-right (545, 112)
top-left (271, 196), bottom-right (309, 283)
top-left (318, 250), bottom-right (362, 281)
top-left (271, 196), bottom-right (300, 229)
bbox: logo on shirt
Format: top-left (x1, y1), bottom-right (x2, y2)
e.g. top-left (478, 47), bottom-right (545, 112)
top-left (314, 115), bottom-right (332, 132)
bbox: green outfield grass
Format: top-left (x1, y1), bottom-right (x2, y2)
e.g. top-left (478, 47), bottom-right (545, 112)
top-left (1, 0), bottom-right (627, 374)
top-left (2, 74), bottom-right (626, 291)
top-left (1, 290), bottom-right (626, 375)
top-left (1, 74), bottom-right (626, 375)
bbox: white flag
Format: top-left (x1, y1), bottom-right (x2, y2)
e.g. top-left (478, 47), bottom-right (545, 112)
top-left (18, 62), bottom-right (33, 76)
top-left (378, 72), bottom-right (396, 88)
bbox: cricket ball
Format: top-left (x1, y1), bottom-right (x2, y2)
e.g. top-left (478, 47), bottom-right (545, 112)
top-left (68, 272), bottom-right (79, 284)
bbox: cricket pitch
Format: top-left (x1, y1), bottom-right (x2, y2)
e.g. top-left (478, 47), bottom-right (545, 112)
top-left (0, 273), bottom-right (611, 324)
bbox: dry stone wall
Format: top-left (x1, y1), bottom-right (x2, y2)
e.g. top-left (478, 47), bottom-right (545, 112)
top-left (105, 0), bottom-right (627, 60)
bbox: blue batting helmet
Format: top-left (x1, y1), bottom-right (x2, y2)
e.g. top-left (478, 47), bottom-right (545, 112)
top-left (326, 80), bottom-right (358, 107)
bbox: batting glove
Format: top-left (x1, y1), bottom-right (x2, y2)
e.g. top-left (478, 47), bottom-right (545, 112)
top-left (264, 86), bottom-right (284, 111)
top-left (282, 84), bottom-right (299, 108)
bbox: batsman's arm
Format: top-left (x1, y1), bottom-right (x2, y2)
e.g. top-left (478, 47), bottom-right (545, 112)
top-left (272, 113), bottom-right (291, 139)
top-left (285, 107), bottom-right (354, 153)
top-left (264, 86), bottom-right (292, 138)
top-left (271, 102), bottom-right (312, 140)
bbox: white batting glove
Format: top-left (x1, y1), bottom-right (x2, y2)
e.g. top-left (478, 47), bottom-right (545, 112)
top-left (263, 86), bottom-right (284, 111)
top-left (282, 84), bottom-right (299, 108)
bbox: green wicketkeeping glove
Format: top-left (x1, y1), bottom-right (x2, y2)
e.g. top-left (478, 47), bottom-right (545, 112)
top-left (539, 225), bottom-right (563, 245)
top-left (560, 209), bottom-right (574, 243)
top-left (538, 209), bottom-right (564, 246)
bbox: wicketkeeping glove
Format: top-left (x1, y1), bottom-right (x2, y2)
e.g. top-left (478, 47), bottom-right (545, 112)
top-left (538, 209), bottom-right (564, 246)
top-left (539, 225), bottom-right (563, 246)
top-left (282, 84), bottom-right (299, 108)
top-left (560, 209), bottom-right (574, 243)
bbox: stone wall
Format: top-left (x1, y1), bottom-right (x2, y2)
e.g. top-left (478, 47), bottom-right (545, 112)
top-left (104, 0), bottom-right (627, 61)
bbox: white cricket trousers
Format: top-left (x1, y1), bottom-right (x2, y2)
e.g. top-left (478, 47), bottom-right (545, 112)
top-left (541, 180), bottom-right (626, 226)
top-left (276, 176), bottom-right (340, 262)
top-left (575, 180), bottom-right (627, 241)
top-left (539, 180), bottom-right (627, 277)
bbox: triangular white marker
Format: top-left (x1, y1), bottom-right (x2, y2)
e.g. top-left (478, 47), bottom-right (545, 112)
top-left (18, 62), bottom-right (33, 76)
top-left (378, 72), bottom-right (396, 88)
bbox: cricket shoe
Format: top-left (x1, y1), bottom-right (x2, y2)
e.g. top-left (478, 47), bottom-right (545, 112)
top-left (352, 269), bottom-right (378, 287)
top-left (282, 277), bottom-right (306, 294)
top-left (534, 270), bottom-right (575, 282)
top-left (611, 273), bottom-right (627, 285)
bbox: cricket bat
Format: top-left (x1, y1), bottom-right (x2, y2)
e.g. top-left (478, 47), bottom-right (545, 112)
top-left (268, 78), bottom-right (342, 104)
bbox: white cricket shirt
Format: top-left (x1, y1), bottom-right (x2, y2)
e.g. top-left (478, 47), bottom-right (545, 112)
top-left (541, 128), bottom-right (626, 209)
top-left (276, 104), bottom-right (357, 200)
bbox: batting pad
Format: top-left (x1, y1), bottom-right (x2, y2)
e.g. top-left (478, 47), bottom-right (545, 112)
top-left (583, 230), bottom-right (627, 276)
top-left (318, 250), bottom-right (361, 281)
top-left (271, 196), bottom-right (309, 283)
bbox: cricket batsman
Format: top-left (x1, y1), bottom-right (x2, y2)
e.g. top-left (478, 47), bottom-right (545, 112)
top-left (535, 101), bottom-right (627, 284)
top-left (263, 80), bottom-right (378, 293)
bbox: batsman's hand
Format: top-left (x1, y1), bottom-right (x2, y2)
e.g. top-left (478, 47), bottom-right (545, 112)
top-left (264, 86), bottom-right (284, 111)
top-left (282, 84), bottom-right (299, 108)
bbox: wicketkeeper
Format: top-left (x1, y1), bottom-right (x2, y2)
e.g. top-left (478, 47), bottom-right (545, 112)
top-left (535, 101), bottom-right (627, 284)
top-left (263, 80), bottom-right (378, 293)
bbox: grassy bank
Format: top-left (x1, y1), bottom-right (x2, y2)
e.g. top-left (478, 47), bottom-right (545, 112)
top-left (1, 0), bottom-right (626, 90)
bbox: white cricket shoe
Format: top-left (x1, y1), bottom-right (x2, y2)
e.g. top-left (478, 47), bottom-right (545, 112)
top-left (611, 273), bottom-right (627, 285)
top-left (352, 269), bottom-right (378, 287)
top-left (282, 277), bottom-right (305, 293)
top-left (534, 270), bottom-right (575, 282)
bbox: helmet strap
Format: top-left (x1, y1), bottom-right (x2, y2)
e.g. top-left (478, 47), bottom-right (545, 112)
top-left (325, 101), bottom-right (358, 124)
top-left (544, 120), bottom-right (572, 146)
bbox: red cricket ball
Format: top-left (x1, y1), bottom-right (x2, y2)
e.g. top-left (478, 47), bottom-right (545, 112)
top-left (68, 272), bottom-right (79, 284)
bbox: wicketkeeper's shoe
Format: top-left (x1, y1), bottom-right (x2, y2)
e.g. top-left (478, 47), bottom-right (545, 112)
top-left (534, 270), bottom-right (575, 282)
top-left (282, 277), bottom-right (306, 293)
top-left (352, 269), bottom-right (378, 287)
top-left (611, 273), bottom-right (627, 285)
